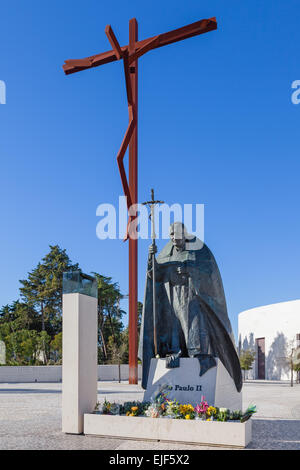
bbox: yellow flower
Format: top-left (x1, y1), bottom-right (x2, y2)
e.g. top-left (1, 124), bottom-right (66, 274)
top-left (179, 404), bottom-right (194, 415)
top-left (131, 406), bottom-right (138, 411)
top-left (207, 406), bottom-right (216, 416)
top-left (206, 418), bottom-right (211, 421)
top-left (126, 411), bottom-right (130, 416)
top-left (185, 414), bottom-right (191, 420)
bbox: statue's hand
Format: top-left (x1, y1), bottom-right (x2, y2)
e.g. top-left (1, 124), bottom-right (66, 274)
top-left (148, 244), bottom-right (157, 257)
top-left (147, 245), bottom-right (157, 277)
top-left (165, 350), bottom-right (182, 369)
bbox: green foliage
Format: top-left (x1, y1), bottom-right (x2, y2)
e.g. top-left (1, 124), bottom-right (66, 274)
top-left (0, 245), bottom-right (78, 364)
top-left (92, 272), bottom-right (127, 364)
top-left (239, 349), bottom-right (256, 371)
top-left (117, 301), bottom-right (143, 364)
top-left (239, 349), bottom-right (256, 381)
top-left (0, 245), bottom-right (141, 366)
top-left (19, 245), bottom-right (79, 335)
top-left (50, 332), bottom-right (62, 362)
top-left (120, 401), bottom-right (151, 416)
top-left (229, 409), bottom-right (243, 421)
top-left (0, 301), bottom-right (39, 334)
top-left (240, 404), bottom-right (257, 423)
top-left (3, 329), bottom-right (51, 365)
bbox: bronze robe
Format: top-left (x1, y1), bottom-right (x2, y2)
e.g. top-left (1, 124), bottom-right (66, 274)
top-left (138, 236), bottom-right (242, 392)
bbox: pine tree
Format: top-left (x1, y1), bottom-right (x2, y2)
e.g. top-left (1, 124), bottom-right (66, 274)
top-left (0, 301), bottom-right (39, 335)
top-left (19, 245), bottom-right (79, 336)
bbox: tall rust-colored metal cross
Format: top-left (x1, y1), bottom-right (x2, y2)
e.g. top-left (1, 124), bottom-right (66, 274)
top-left (63, 17), bottom-right (217, 384)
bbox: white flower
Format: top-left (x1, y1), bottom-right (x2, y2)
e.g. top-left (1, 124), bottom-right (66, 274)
top-left (145, 404), bottom-right (161, 418)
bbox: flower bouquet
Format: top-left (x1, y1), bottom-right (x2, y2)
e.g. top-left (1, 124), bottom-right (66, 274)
top-left (94, 395), bottom-right (256, 423)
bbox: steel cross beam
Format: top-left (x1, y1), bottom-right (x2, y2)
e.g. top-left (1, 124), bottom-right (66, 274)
top-left (62, 17), bottom-right (217, 384)
top-left (63, 18), bottom-right (217, 74)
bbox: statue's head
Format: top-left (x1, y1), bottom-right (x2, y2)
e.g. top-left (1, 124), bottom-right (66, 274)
top-left (169, 222), bottom-right (187, 249)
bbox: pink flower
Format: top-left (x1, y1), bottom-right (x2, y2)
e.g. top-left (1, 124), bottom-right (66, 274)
top-left (195, 398), bottom-right (209, 415)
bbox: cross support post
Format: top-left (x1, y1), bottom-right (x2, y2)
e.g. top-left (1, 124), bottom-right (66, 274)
top-left (128, 18), bottom-right (138, 384)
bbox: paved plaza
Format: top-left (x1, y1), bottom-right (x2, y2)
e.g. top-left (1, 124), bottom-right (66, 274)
top-left (0, 380), bottom-right (300, 450)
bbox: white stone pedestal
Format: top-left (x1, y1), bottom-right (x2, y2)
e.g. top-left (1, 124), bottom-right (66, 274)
top-left (62, 293), bottom-right (98, 434)
top-left (143, 358), bottom-right (242, 411)
top-left (84, 414), bottom-right (252, 448)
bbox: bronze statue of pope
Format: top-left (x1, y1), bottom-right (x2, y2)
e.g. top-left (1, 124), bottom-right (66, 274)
top-left (138, 222), bottom-right (242, 392)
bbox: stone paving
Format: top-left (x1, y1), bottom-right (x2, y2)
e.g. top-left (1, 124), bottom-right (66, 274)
top-left (0, 380), bottom-right (300, 450)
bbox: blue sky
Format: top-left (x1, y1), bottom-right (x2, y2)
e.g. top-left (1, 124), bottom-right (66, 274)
top-left (0, 0), bottom-right (300, 341)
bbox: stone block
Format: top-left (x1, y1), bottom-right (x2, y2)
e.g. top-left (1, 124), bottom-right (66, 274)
top-left (62, 293), bottom-right (98, 434)
top-left (143, 358), bottom-right (242, 410)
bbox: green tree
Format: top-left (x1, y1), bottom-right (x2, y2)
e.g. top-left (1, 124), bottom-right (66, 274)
top-left (19, 245), bottom-right (79, 336)
top-left (0, 301), bottom-right (40, 332)
top-left (0, 303), bottom-right (18, 324)
top-left (50, 332), bottom-right (63, 363)
top-left (37, 331), bottom-right (51, 364)
top-left (107, 335), bottom-right (128, 382)
top-left (0, 302), bottom-right (40, 353)
top-left (92, 273), bottom-right (125, 363)
top-left (3, 329), bottom-right (49, 365)
top-left (0, 244), bottom-right (144, 367)
top-left (119, 301), bottom-right (143, 364)
top-left (239, 349), bottom-right (256, 380)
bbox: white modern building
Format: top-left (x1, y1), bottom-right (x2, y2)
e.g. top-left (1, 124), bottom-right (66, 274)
top-left (238, 299), bottom-right (300, 381)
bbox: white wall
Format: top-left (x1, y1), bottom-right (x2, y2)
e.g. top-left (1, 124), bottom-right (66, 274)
top-left (238, 299), bottom-right (300, 380)
top-left (0, 364), bottom-right (142, 383)
top-left (0, 366), bottom-right (62, 383)
top-left (98, 364), bottom-right (142, 382)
